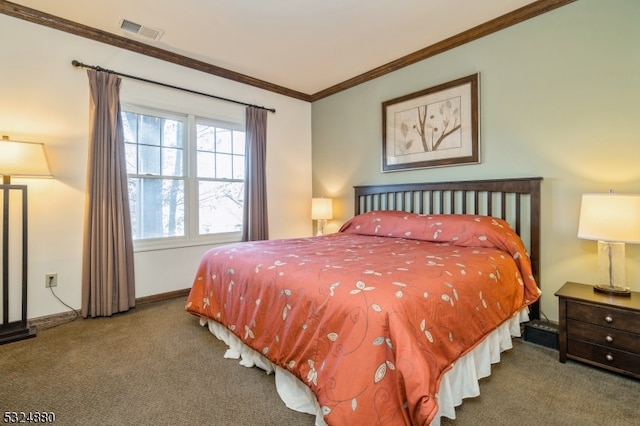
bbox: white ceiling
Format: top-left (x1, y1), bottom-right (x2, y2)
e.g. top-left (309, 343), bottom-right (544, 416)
top-left (11, 0), bottom-right (537, 95)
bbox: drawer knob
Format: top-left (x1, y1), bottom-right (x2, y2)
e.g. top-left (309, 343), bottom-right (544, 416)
top-left (605, 315), bottom-right (613, 323)
top-left (605, 353), bottom-right (614, 362)
top-left (605, 335), bottom-right (614, 343)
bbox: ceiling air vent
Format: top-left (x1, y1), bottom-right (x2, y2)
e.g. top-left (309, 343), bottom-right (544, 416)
top-left (119, 19), bottom-right (164, 41)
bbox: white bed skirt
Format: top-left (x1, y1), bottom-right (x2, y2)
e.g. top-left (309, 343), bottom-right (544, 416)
top-left (200, 308), bottom-right (530, 425)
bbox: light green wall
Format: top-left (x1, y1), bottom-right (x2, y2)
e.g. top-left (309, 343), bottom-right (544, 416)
top-left (311, 0), bottom-right (640, 321)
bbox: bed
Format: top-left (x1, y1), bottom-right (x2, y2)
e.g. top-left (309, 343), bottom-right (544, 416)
top-left (186, 177), bottom-right (542, 425)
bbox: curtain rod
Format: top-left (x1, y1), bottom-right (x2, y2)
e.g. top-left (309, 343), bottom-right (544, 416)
top-left (71, 60), bottom-right (276, 113)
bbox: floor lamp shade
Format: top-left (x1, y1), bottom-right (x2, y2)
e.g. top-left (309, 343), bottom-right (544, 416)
top-left (577, 192), bottom-right (640, 296)
top-left (0, 136), bottom-right (53, 344)
top-left (0, 137), bottom-right (53, 181)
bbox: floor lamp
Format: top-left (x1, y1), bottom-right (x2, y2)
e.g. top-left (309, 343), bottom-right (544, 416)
top-left (0, 136), bottom-right (52, 345)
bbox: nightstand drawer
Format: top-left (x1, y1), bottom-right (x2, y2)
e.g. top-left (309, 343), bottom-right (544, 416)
top-left (567, 300), bottom-right (640, 334)
top-left (567, 320), bottom-right (640, 354)
top-left (568, 339), bottom-right (640, 376)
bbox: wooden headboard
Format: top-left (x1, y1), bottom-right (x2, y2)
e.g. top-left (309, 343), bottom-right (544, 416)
top-left (354, 177), bottom-right (542, 319)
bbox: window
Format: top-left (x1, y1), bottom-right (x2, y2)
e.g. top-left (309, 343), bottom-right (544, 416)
top-left (195, 121), bottom-right (245, 234)
top-left (122, 105), bottom-right (245, 250)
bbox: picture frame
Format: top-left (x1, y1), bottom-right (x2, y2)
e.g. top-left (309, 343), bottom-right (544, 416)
top-left (382, 73), bottom-right (479, 172)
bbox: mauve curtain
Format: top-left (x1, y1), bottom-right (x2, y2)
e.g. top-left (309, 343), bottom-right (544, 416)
top-left (242, 106), bottom-right (269, 241)
top-left (81, 69), bottom-right (135, 318)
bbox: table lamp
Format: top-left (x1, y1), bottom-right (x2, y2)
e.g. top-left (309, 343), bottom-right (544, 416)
top-left (311, 197), bottom-right (333, 236)
top-left (577, 191), bottom-right (640, 296)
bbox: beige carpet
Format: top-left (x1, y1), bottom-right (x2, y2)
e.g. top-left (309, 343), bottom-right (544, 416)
top-left (1, 297), bottom-right (639, 425)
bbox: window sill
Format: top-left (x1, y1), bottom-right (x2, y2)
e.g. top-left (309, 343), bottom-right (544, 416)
top-left (133, 232), bottom-right (242, 252)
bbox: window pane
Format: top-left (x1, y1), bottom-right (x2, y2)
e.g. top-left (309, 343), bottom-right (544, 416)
top-left (159, 179), bottom-right (184, 238)
top-left (129, 177), bottom-right (184, 239)
top-left (233, 131), bottom-right (245, 155)
top-left (128, 178), bottom-right (141, 239)
top-left (162, 147), bottom-right (183, 176)
top-left (162, 119), bottom-right (182, 148)
top-left (216, 128), bottom-right (232, 153)
top-left (196, 124), bottom-right (215, 151)
top-left (122, 112), bottom-right (138, 143)
top-left (233, 155), bottom-right (244, 179)
top-left (197, 151), bottom-right (215, 178)
top-left (140, 115), bottom-right (161, 146)
top-left (125, 143), bottom-right (137, 174)
top-left (199, 180), bottom-right (243, 234)
top-left (139, 145), bottom-right (161, 175)
top-left (215, 153), bottom-right (233, 179)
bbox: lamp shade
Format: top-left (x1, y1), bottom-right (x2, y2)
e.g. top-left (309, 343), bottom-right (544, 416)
top-left (311, 198), bottom-right (333, 220)
top-left (578, 193), bottom-right (640, 244)
top-left (0, 137), bottom-right (53, 179)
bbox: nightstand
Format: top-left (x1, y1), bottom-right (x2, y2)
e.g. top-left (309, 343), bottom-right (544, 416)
top-left (555, 282), bottom-right (640, 379)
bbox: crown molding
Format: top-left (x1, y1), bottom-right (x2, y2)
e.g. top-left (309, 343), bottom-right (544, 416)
top-left (1, 0), bottom-right (576, 103)
top-left (0, 0), bottom-right (311, 102)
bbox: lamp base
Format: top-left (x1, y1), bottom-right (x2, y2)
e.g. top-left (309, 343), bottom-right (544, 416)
top-left (593, 284), bottom-right (631, 297)
top-left (0, 324), bottom-right (37, 345)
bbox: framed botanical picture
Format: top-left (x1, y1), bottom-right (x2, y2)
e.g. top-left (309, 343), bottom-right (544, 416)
top-left (382, 73), bottom-right (479, 172)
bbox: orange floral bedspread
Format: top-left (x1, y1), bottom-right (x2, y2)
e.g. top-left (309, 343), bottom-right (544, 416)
top-left (186, 211), bottom-right (539, 425)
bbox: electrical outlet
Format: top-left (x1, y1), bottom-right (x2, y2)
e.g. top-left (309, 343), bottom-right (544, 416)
top-left (45, 273), bottom-right (58, 288)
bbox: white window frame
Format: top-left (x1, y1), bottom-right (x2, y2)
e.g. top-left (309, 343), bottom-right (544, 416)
top-left (123, 103), bottom-right (244, 252)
